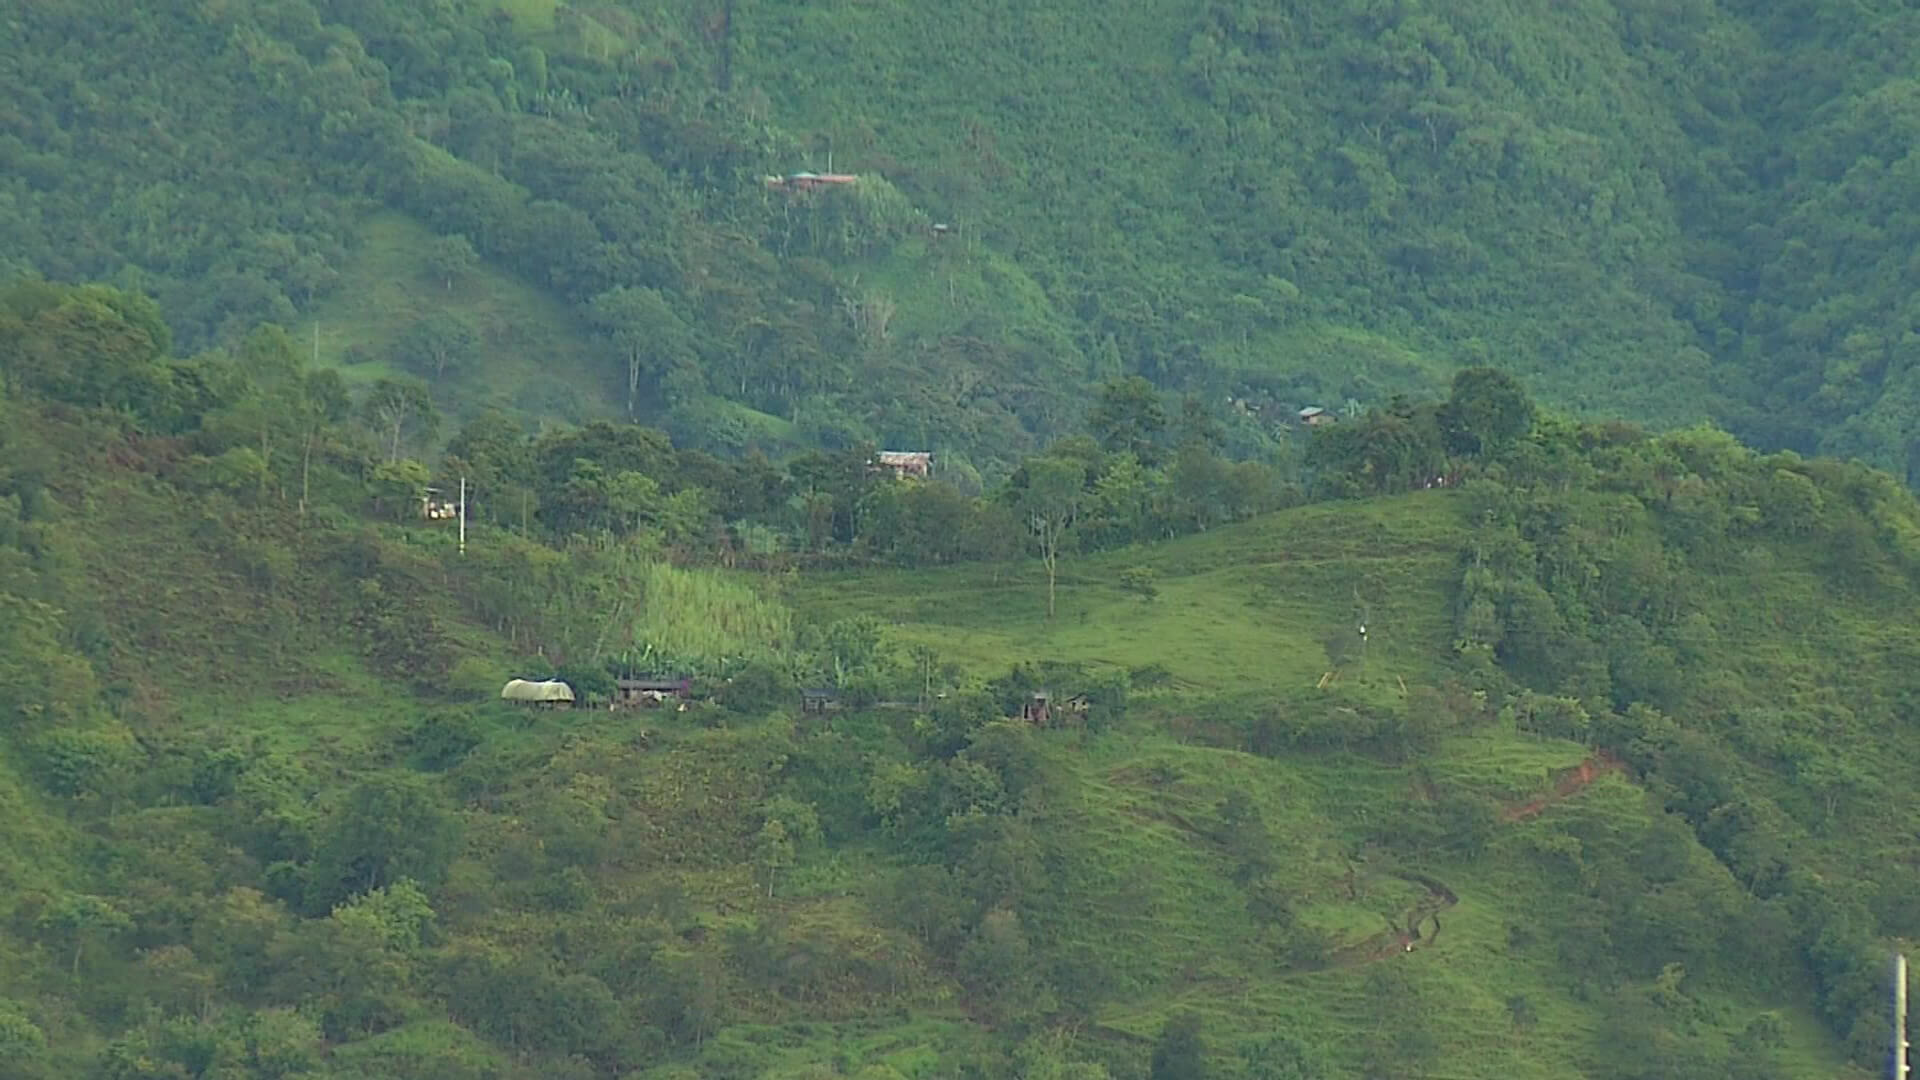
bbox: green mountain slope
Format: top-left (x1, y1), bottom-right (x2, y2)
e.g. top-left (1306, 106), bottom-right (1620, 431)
top-left (309, 211), bottom-right (622, 426)
top-left (7, 0), bottom-right (1920, 478)
top-left (11, 283), bottom-right (1920, 1079)
top-left (782, 474), bottom-right (1920, 1078)
top-left (742, 0), bottom-right (1728, 418)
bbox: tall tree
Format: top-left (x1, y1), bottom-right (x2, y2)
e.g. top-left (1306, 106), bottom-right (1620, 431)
top-left (423, 233), bottom-right (479, 292)
top-left (754, 818), bottom-right (793, 898)
top-left (307, 773), bottom-right (463, 913)
top-left (1088, 375), bottom-right (1167, 464)
top-left (1017, 456), bottom-right (1086, 619)
top-left (1, 283), bottom-right (176, 421)
top-left (588, 286), bottom-right (694, 417)
top-left (395, 312), bottom-right (480, 381)
top-left (209, 324), bottom-right (305, 501)
top-left (1443, 367), bottom-right (1535, 456)
top-left (295, 369), bottom-right (350, 518)
top-left (1176, 395), bottom-right (1226, 454)
top-left (35, 894), bottom-right (131, 977)
top-left (361, 376), bottom-right (440, 463)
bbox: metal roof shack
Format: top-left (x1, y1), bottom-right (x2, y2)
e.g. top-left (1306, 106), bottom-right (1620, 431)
top-left (614, 677), bottom-right (692, 708)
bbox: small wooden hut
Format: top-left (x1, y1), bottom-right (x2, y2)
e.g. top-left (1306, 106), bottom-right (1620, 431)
top-left (801, 687), bottom-right (842, 714)
top-left (1021, 691), bottom-right (1052, 725)
top-left (614, 676), bottom-right (693, 709)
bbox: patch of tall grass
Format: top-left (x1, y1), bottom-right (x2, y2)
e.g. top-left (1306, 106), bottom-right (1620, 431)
top-left (630, 563), bottom-right (794, 669)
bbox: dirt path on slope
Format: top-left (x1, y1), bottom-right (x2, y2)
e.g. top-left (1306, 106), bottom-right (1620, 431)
top-left (1328, 869), bottom-right (1460, 967)
top-left (1334, 751), bottom-right (1628, 967)
top-left (1499, 750), bottom-right (1628, 823)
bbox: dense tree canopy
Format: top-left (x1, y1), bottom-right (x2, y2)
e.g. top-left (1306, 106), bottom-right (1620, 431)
top-left (6, 0), bottom-right (1920, 483)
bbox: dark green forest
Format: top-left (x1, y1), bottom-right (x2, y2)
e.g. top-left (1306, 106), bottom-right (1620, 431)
top-left (6, 0), bottom-right (1920, 481)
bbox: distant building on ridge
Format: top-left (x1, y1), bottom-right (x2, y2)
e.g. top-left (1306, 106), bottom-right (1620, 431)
top-left (872, 451), bottom-right (933, 479)
top-left (764, 172), bottom-right (859, 194)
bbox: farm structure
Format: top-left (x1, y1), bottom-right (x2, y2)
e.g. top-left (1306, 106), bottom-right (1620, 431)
top-left (764, 172), bottom-right (859, 194)
top-left (871, 451), bottom-right (933, 479)
top-left (614, 677), bottom-right (693, 709)
top-left (1020, 691), bottom-right (1090, 726)
top-left (800, 687), bottom-right (844, 714)
top-left (501, 679), bottom-right (575, 707)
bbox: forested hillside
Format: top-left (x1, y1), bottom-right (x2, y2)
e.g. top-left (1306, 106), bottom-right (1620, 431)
top-left (9, 278), bottom-right (1920, 1079)
top-left (12, 0), bottom-right (1920, 1075)
top-left (5, 0), bottom-right (1920, 480)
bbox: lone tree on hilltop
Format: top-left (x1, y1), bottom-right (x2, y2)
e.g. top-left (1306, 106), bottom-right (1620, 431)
top-left (1441, 366), bottom-right (1534, 456)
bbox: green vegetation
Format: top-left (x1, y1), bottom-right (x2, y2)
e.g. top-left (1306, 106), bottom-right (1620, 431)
top-left (11, 0), bottom-right (1920, 1076)
top-left (309, 212), bottom-right (621, 428)
top-left (8, 0), bottom-right (1920, 480)
top-left (8, 279), bottom-right (1920, 1080)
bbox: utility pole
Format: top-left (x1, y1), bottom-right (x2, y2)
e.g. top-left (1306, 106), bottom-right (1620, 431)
top-left (1898, 953), bottom-right (1910, 1080)
top-left (458, 475), bottom-right (468, 556)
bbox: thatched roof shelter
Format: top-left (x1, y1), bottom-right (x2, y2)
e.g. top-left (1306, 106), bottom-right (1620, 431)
top-left (501, 678), bottom-right (575, 704)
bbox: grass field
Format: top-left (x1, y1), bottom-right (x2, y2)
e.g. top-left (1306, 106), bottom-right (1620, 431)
top-left (783, 493), bottom-right (1470, 694)
top-left (308, 211), bottom-right (620, 428)
top-left (776, 492), bottom-right (1870, 1079)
